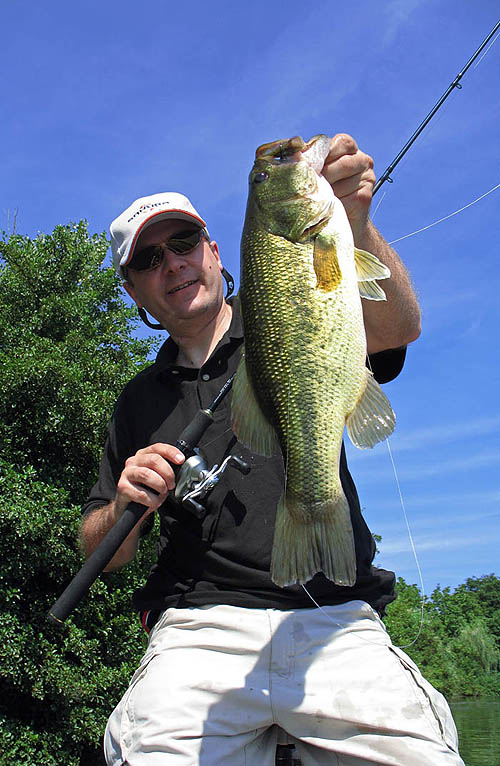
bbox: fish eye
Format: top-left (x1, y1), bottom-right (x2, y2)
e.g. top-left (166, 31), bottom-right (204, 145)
top-left (253, 171), bottom-right (269, 184)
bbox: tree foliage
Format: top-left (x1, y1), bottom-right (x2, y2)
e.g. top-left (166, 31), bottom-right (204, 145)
top-left (0, 223), bottom-right (158, 764)
top-left (0, 222), bottom-right (156, 502)
top-left (385, 575), bottom-right (500, 699)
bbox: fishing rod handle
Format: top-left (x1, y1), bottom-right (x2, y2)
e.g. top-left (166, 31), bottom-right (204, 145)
top-left (47, 502), bottom-right (146, 626)
top-left (47, 413), bottom-right (214, 626)
top-left (47, 375), bottom-right (234, 625)
top-left (175, 409), bottom-right (214, 457)
top-left (174, 374), bottom-right (235, 454)
top-left (47, 414), bottom-right (215, 626)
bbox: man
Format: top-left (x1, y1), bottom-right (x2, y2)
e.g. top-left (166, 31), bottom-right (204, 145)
top-left (81, 134), bottom-right (464, 765)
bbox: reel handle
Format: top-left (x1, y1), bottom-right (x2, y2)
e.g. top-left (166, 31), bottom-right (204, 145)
top-left (182, 497), bottom-right (206, 519)
top-left (228, 455), bottom-right (251, 475)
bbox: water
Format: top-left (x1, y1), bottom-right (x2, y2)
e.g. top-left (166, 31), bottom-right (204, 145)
top-left (451, 698), bottom-right (500, 766)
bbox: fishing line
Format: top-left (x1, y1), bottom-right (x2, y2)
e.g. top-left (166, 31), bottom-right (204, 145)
top-left (371, 190), bottom-right (387, 220)
top-left (300, 351), bottom-right (427, 648)
top-left (387, 180), bottom-right (500, 245)
top-left (383, 437), bottom-right (426, 649)
top-left (301, 432), bottom-right (426, 649)
top-left (473, 29), bottom-right (500, 69)
top-left (301, 581), bottom-right (419, 650)
top-left (301, 428), bottom-right (426, 650)
top-left (298, 356), bottom-right (426, 648)
top-left (300, 583), bottom-right (381, 643)
top-left (200, 427), bottom-right (234, 451)
top-left (365, 354), bottom-right (426, 648)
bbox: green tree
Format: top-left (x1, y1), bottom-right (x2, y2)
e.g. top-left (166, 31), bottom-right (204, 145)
top-left (459, 574), bottom-right (500, 648)
top-left (0, 223), bottom-right (158, 764)
top-left (385, 576), bottom-right (500, 699)
top-left (0, 222), bottom-right (156, 502)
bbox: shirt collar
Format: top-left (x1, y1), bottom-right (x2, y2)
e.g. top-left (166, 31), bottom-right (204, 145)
top-left (153, 296), bottom-right (243, 376)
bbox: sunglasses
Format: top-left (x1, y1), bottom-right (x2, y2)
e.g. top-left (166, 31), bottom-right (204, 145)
top-left (128, 227), bottom-right (206, 272)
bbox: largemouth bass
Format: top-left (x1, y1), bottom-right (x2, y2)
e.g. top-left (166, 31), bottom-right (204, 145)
top-left (231, 134), bottom-right (395, 588)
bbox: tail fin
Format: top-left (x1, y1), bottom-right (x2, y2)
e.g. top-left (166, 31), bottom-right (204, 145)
top-left (270, 491), bottom-right (357, 587)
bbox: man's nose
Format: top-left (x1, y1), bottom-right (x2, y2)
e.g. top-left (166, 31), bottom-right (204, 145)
top-left (160, 247), bottom-right (186, 272)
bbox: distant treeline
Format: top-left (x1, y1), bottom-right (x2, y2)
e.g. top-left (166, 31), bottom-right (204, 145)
top-left (1, 224), bottom-right (498, 764)
top-left (385, 574), bottom-right (500, 699)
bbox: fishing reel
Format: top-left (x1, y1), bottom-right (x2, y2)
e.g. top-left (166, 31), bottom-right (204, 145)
top-left (174, 448), bottom-right (250, 519)
top-left (47, 374), bottom-right (244, 625)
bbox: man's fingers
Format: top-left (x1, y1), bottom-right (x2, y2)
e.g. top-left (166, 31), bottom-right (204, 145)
top-left (331, 171), bottom-right (375, 201)
top-left (326, 133), bottom-right (359, 162)
top-left (117, 479), bottom-right (163, 510)
top-left (128, 463), bottom-right (171, 494)
top-left (324, 150), bottom-right (374, 186)
top-left (125, 452), bottom-right (178, 491)
top-left (117, 464), bottom-right (169, 510)
top-left (137, 442), bottom-right (185, 465)
top-left (116, 443), bottom-right (186, 510)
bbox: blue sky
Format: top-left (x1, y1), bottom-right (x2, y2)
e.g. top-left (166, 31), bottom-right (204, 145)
top-left (2, 0), bottom-right (499, 595)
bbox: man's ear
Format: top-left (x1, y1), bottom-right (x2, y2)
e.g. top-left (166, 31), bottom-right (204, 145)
top-left (208, 240), bottom-right (223, 270)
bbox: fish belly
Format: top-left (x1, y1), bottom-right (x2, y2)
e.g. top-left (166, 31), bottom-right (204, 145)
top-left (240, 229), bottom-right (367, 586)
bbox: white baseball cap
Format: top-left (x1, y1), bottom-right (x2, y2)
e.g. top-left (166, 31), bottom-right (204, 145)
top-left (110, 192), bottom-right (208, 278)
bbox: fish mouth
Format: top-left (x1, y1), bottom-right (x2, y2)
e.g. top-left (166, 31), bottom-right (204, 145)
top-left (255, 136), bottom-right (306, 163)
top-left (167, 280), bottom-right (198, 295)
top-left (255, 134), bottom-right (330, 173)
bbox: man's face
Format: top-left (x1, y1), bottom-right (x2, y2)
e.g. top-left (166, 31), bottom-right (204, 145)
top-left (124, 218), bottom-right (225, 333)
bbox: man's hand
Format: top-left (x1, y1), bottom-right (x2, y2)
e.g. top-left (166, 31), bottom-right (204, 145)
top-left (114, 443), bottom-right (186, 519)
top-left (80, 443), bottom-right (185, 570)
top-left (322, 133), bottom-right (375, 244)
top-left (321, 132), bottom-right (421, 353)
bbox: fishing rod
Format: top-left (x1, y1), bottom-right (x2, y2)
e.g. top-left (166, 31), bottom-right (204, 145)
top-left (373, 19), bottom-right (500, 196)
top-left (47, 373), bottom-right (249, 626)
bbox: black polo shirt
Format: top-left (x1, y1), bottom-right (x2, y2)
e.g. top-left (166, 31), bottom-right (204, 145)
top-left (83, 298), bottom-right (406, 615)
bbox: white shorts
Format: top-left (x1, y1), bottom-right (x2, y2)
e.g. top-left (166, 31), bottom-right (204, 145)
top-left (104, 601), bottom-right (464, 765)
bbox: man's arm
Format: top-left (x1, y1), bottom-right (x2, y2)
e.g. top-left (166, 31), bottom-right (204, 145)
top-left (80, 443), bottom-right (185, 570)
top-left (323, 133), bottom-right (421, 354)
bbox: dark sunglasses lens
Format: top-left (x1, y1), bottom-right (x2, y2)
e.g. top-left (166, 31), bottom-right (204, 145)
top-left (129, 245), bottom-right (162, 271)
top-left (168, 229), bottom-right (203, 254)
top-left (128, 229), bottom-right (204, 271)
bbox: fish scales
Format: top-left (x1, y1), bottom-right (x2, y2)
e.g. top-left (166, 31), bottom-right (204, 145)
top-left (232, 134), bottom-right (395, 587)
top-left (241, 231), bottom-right (364, 503)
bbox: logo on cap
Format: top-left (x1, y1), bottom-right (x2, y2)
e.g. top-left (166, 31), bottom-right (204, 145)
top-left (127, 200), bottom-right (171, 223)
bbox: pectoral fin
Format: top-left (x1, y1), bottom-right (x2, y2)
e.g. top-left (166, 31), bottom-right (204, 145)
top-left (231, 352), bottom-right (280, 457)
top-left (313, 235), bottom-right (342, 292)
top-left (354, 247), bottom-right (390, 301)
top-left (346, 370), bottom-right (396, 448)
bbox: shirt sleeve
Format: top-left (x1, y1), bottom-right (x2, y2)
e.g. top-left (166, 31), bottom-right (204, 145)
top-left (368, 345), bottom-right (407, 384)
top-left (81, 382), bottom-right (156, 537)
top-left (81, 421), bottom-right (125, 516)
top-left (81, 385), bottom-right (137, 516)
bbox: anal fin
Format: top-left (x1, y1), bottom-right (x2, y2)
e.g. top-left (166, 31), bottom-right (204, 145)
top-left (346, 371), bottom-right (396, 448)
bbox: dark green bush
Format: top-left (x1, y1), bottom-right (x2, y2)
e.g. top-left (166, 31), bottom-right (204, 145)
top-left (0, 222), bottom-right (156, 503)
top-left (0, 224), bottom-right (158, 763)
